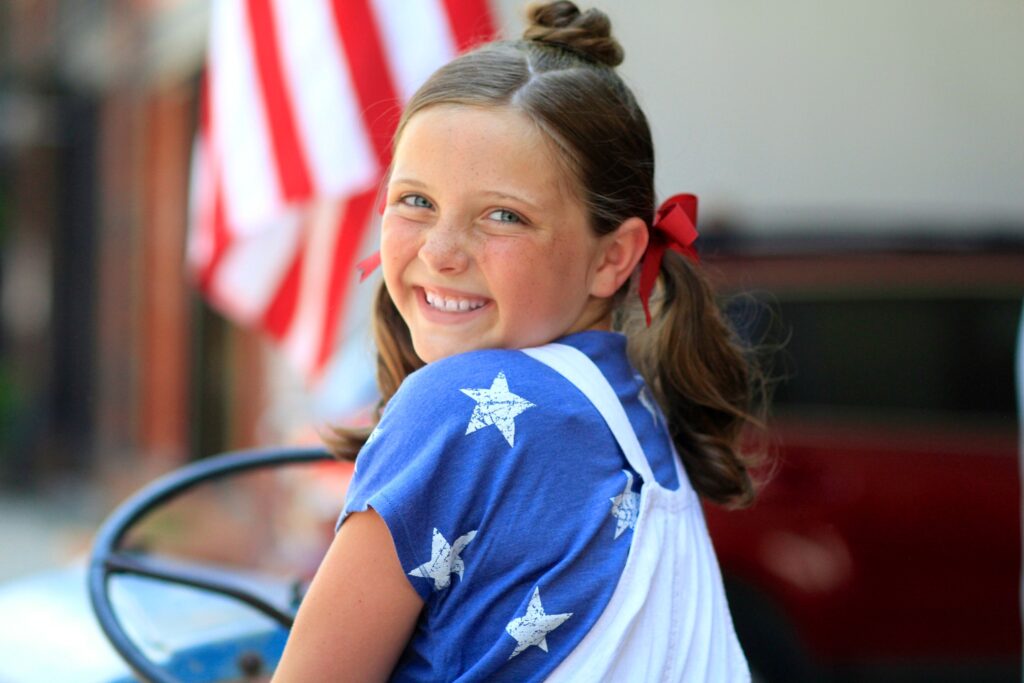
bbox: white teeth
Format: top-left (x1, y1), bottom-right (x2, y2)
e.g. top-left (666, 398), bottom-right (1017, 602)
top-left (425, 290), bottom-right (485, 312)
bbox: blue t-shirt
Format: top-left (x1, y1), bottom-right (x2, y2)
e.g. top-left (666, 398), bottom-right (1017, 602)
top-left (340, 331), bottom-right (680, 681)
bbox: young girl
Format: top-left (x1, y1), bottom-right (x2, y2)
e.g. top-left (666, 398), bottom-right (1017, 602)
top-left (274, 2), bottom-right (759, 680)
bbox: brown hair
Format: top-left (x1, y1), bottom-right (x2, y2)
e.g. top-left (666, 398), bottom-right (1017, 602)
top-left (329, 1), bottom-right (764, 508)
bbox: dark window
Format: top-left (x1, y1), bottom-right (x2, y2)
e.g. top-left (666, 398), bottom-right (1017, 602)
top-left (734, 295), bottom-right (1022, 422)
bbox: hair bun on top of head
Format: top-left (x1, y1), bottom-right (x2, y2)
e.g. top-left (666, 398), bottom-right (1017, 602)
top-left (523, 1), bottom-right (624, 67)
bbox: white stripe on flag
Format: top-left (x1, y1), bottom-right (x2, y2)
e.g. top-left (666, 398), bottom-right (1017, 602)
top-left (210, 209), bottom-right (304, 323)
top-left (210, 0), bottom-right (281, 232)
top-left (275, 0), bottom-right (379, 198)
top-left (280, 199), bottom-right (345, 375)
top-left (337, 211), bottom-right (381, 344)
top-left (370, 0), bottom-right (460, 102)
top-left (312, 219), bottom-right (382, 417)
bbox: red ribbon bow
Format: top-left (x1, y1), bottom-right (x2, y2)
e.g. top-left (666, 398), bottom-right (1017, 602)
top-left (355, 251), bottom-right (382, 282)
top-left (637, 193), bottom-right (699, 326)
top-left (354, 194), bottom-right (388, 282)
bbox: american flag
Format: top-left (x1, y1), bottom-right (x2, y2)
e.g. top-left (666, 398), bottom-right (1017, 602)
top-left (189, 0), bottom-right (496, 381)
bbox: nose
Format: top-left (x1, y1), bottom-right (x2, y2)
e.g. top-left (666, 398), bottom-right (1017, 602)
top-left (419, 220), bottom-right (470, 275)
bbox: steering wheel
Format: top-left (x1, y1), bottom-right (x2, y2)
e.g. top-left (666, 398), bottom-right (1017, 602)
top-left (88, 446), bottom-right (336, 683)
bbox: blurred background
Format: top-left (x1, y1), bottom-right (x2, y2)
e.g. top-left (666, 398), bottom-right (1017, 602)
top-left (0, 0), bottom-right (1021, 680)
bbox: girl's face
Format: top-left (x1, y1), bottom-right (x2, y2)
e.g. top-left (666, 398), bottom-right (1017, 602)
top-left (381, 105), bottom-right (612, 363)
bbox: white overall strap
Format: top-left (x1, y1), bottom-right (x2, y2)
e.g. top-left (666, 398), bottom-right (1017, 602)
top-left (522, 343), bottom-right (657, 485)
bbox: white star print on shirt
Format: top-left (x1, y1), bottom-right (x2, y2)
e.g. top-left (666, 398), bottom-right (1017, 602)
top-left (610, 470), bottom-right (640, 539)
top-left (355, 426), bottom-right (384, 474)
top-left (637, 381), bottom-right (661, 427)
top-left (461, 371), bottom-right (535, 447)
top-left (505, 587), bottom-right (573, 659)
top-left (408, 528), bottom-right (477, 591)
top-left (365, 424), bottom-right (383, 446)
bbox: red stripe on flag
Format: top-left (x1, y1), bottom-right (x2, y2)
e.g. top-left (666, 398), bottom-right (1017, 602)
top-left (261, 242), bottom-right (305, 341)
top-left (246, 0), bottom-right (314, 202)
top-left (329, 0), bottom-right (400, 167)
top-left (315, 188), bottom-right (377, 372)
top-left (441, 0), bottom-right (497, 51)
top-left (303, 0), bottom-right (404, 374)
top-left (195, 75), bottom-right (221, 289)
top-left (198, 170), bottom-right (232, 292)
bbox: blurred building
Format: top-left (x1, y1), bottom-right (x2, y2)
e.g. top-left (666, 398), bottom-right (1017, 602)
top-left (0, 0), bottom-right (265, 497)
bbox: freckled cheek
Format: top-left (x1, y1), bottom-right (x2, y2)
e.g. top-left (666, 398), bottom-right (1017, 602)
top-left (480, 241), bottom-right (566, 306)
top-left (379, 228), bottom-right (419, 305)
top-left (380, 224), bottom-right (417, 268)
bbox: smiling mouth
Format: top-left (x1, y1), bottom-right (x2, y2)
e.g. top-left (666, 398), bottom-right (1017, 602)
top-left (423, 289), bottom-right (488, 313)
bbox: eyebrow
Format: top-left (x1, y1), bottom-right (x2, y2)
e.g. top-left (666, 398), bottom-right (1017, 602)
top-left (389, 177), bottom-right (428, 189)
top-left (482, 191), bottom-right (542, 212)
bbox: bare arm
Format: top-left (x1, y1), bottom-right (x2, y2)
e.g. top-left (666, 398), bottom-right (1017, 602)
top-left (272, 509), bottom-right (424, 682)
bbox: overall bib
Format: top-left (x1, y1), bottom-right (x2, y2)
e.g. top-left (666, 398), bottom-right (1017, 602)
top-left (522, 344), bottom-right (751, 682)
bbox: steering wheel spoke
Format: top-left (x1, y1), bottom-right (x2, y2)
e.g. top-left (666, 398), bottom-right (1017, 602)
top-left (104, 550), bottom-right (299, 628)
top-left (88, 446), bottom-right (335, 683)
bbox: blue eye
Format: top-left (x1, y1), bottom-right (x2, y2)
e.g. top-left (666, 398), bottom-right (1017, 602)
top-left (488, 209), bottom-right (522, 224)
top-left (401, 194), bottom-right (433, 209)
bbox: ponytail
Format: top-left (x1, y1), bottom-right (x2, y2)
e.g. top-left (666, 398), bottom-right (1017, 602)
top-left (619, 251), bottom-right (765, 508)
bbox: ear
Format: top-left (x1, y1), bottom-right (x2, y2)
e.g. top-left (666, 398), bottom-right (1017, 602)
top-left (589, 217), bottom-right (649, 298)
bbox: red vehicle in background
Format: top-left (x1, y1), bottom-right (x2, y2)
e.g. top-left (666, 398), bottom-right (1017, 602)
top-left (702, 236), bottom-right (1023, 682)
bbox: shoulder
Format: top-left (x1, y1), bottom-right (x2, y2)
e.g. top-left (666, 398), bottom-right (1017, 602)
top-left (400, 348), bottom-right (543, 394)
top-left (359, 348), bottom-right (574, 467)
top-left (387, 348), bottom-right (568, 419)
